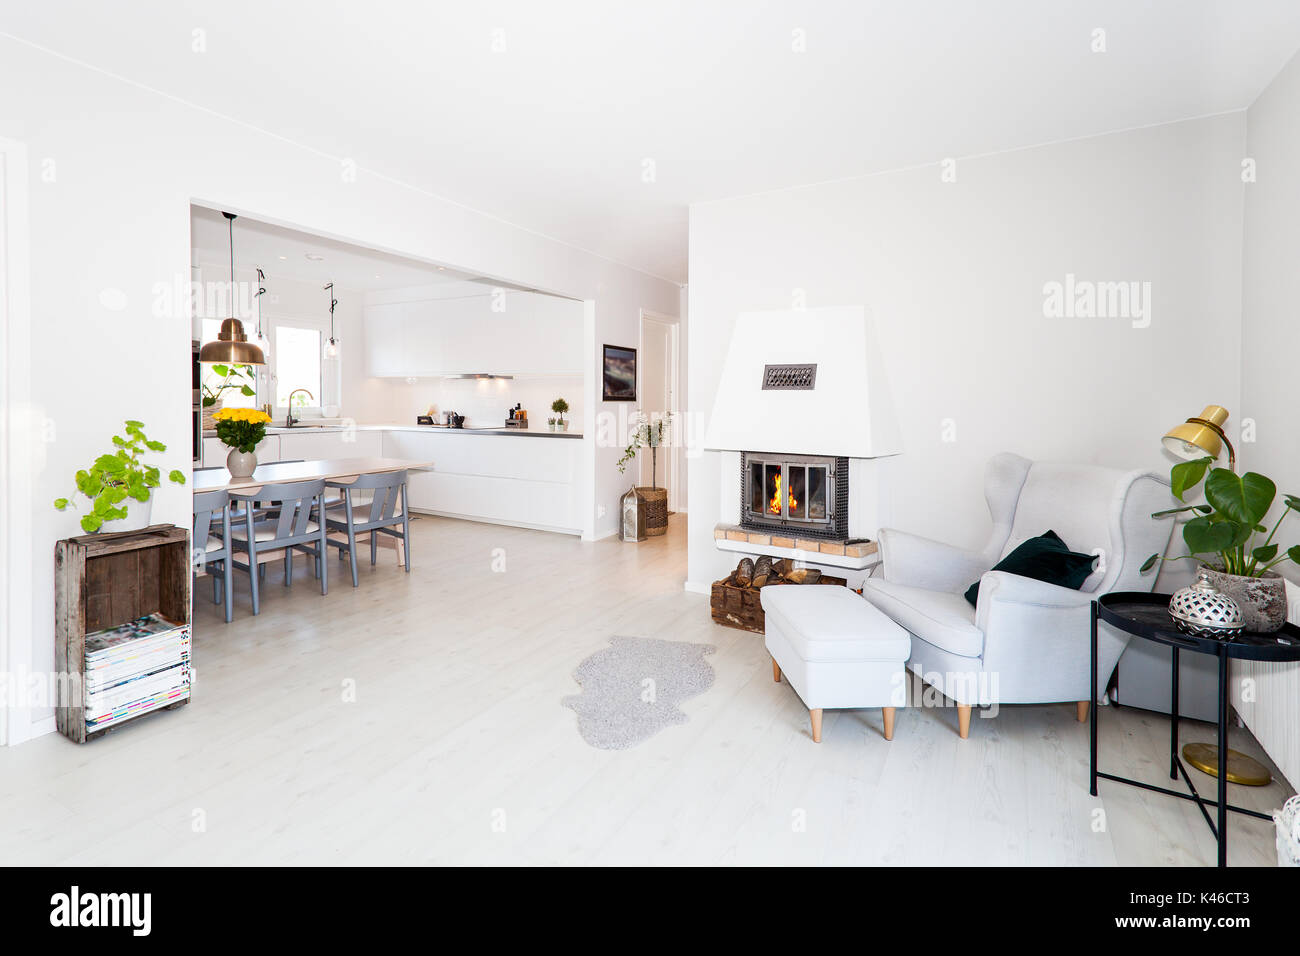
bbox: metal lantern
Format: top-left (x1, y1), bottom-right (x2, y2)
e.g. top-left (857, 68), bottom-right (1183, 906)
top-left (620, 486), bottom-right (646, 542)
top-left (1169, 569), bottom-right (1244, 637)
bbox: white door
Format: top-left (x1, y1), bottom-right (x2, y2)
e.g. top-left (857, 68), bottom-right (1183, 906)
top-left (639, 314), bottom-right (677, 507)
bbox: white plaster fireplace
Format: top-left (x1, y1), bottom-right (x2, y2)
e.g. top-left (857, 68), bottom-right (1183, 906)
top-left (704, 305), bottom-right (901, 574)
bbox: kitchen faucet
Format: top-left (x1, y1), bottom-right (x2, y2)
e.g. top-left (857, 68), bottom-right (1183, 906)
top-left (286, 388), bottom-right (314, 427)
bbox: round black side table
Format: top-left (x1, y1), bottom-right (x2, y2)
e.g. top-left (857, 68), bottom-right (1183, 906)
top-left (1090, 592), bottom-right (1300, 867)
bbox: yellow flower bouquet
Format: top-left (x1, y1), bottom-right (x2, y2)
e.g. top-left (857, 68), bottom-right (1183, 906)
top-left (213, 407), bottom-right (273, 454)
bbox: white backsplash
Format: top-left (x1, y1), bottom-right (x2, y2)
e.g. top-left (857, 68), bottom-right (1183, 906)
top-left (388, 375), bottom-right (583, 430)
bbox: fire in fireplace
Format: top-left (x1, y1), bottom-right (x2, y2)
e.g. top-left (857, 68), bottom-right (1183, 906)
top-left (740, 451), bottom-right (849, 541)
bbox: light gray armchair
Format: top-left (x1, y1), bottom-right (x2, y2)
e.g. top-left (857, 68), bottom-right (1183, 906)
top-left (861, 453), bottom-right (1174, 737)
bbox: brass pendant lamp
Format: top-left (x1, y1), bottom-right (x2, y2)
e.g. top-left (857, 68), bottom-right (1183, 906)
top-left (198, 212), bottom-right (267, 366)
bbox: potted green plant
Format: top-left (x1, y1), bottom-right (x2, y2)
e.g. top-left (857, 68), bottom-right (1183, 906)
top-left (53, 420), bottom-right (186, 533)
top-left (212, 407), bottom-right (273, 479)
top-left (551, 397), bottom-right (569, 432)
top-left (1143, 456), bottom-right (1300, 631)
top-left (201, 362), bottom-right (256, 430)
top-left (617, 413), bottom-right (671, 536)
top-left (547, 416), bottom-right (557, 432)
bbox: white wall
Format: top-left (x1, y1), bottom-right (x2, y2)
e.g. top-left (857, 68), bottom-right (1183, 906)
top-left (0, 40), bottom-right (678, 739)
top-left (686, 114), bottom-right (1246, 589)
top-left (1242, 48), bottom-right (1300, 570)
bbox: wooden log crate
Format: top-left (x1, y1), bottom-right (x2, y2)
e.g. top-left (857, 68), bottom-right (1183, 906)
top-left (55, 524), bottom-right (192, 743)
top-left (710, 573), bottom-right (848, 634)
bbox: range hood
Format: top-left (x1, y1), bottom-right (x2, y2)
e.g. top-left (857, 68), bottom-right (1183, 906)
top-left (703, 305), bottom-right (902, 459)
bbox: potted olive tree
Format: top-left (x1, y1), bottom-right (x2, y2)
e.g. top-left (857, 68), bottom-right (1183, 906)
top-left (617, 412), bottom-right (671, 536)
top-left (551, 397), bottom-right (570, 432)
top-left (54, 420), bottom-right (186, 533)
top-left (1144, 456), bottom-right (1300, 631)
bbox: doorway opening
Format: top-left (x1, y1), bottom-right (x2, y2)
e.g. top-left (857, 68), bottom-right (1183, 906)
top-left (638, 310), bottom-right (682, 514)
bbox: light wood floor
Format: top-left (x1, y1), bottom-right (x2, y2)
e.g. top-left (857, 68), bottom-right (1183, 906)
top-left (1, 515), bottom-right (1291, 865)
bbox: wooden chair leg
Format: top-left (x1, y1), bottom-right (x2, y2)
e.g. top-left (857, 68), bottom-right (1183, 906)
top-left (771, 658), bottom-right (781, 682)
top-left (883, 706), bottom-right (896, 741)
top-left (1076, 700), bottom-right (1090, 722)
top-left (810, 708), bottom-right (823, 743)
top-left (957, 704), bottom-right (972, 739)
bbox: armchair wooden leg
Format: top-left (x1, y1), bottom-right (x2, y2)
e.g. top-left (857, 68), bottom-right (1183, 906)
top-left (956, 704), bottom-right (971, 739)
top-left (883, 706), bottom-right (896, 741)
top-left (1076, 700), bottom-right (1089, 722)
top-left (810, 708), bottom-right (823, 743)
top-left (771, 658), bottom-right (781, 683)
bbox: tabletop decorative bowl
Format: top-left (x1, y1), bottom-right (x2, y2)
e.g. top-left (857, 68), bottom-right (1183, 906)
top-left (1169, 569), bottom-right (1245, 638)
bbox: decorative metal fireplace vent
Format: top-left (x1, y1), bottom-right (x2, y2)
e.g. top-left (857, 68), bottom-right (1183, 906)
top-left (740, 451), bottom-right (849, 541)
top-left (762, 364), bottom-right (817, 390)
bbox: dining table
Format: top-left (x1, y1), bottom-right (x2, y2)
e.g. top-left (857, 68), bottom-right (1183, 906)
top-left (191, 457), bottom-right (434, 494)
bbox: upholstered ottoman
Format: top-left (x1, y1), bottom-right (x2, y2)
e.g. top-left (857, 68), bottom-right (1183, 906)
top-left (761, 585), bottom-right (911, 742)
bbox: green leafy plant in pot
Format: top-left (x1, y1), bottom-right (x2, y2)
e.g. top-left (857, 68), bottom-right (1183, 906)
top-left (200, 362), bottom-right (256, 428)
top-left (53, 420), bottom-right (186, 533)
top-left (1143, 456), bottom-right (1300, 631)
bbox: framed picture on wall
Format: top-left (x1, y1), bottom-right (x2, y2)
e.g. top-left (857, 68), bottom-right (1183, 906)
top-left (602, 344), bottom-right (637, 401)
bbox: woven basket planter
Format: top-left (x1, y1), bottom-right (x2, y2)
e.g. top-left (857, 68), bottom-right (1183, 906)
top-left (636, 487), bottom-right (669, 536)
top-left (201, 400), bottom-right (222, 432)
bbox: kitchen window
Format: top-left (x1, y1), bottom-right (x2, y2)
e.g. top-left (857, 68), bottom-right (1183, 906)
top-left (275, 324), bottom-right (323, 412)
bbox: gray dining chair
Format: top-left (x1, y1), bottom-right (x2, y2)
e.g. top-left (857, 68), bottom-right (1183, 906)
top-left (193, 488), bottom-right (234, 623)
top-left (228, 478), bottom-right (328, 614)
top-left (322, 470), bottom-right (411, 587)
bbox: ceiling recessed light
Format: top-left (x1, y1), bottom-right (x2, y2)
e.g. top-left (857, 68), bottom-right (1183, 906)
top-left (374, 274), bottom-right (381, 279)
top-left (278, 255), bottom-right (287, 260)
top-left (437, 266), bottom-right (445, 271)
top-left (305, 253), bottom-right (325, 261)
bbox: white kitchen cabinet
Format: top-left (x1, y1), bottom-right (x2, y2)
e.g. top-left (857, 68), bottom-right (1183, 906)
top-left (381, 429), bottom-right (581, 533)
top-left (364, 290), bottom-right (582, 378)
top-left (278, 428), bottom-right (382, 463)
top-left (364, 301), bottom-right (419, 377)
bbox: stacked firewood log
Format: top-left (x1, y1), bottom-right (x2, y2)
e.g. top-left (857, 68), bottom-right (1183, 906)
top-left (725, 555), bottom-right (822, 589)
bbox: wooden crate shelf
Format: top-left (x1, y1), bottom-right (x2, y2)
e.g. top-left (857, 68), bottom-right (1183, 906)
top-left (55, 524), bottom-right (191, 743)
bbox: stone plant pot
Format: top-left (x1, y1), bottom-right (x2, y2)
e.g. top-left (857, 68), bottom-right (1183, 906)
top-left (226, 448), bottom-right (258, 480)
top-left (1200, 566), bottom-right (1288, 633)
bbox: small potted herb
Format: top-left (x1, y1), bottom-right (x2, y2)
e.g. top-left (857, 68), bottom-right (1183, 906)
top-left (54, 420), bottom-right (186, 533)
top-left (547, 416), bottom-right (557, 432)
top-left (551, 397), bottom-right (569, 432)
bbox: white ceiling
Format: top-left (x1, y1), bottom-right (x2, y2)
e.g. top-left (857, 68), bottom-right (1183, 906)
top-left (190, 205), bottom-right (477, 292)
top-left (10, 1), bottom-right (1300, 283)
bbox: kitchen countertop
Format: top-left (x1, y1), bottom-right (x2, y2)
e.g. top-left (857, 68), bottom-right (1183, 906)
top-left (203, 423), bottom-right (583, 439)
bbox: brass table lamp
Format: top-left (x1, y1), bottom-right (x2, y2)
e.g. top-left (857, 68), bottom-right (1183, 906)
top-left (1159, 404), bottom-right (1270, 787)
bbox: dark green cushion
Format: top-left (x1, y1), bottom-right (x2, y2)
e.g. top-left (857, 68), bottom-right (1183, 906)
top-left (963, 529), bottom-right (1096, 607)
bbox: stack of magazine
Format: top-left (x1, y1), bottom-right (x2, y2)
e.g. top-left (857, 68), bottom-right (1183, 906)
top-left (84, 613), bottom-right (190, 731)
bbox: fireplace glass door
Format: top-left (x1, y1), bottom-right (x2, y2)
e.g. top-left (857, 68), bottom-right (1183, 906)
top-left (747, 455), bottom-right (833, 528)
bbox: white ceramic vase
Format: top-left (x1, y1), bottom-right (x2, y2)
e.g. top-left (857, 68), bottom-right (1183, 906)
top-left (227, 448), bottom-right (258, 479)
